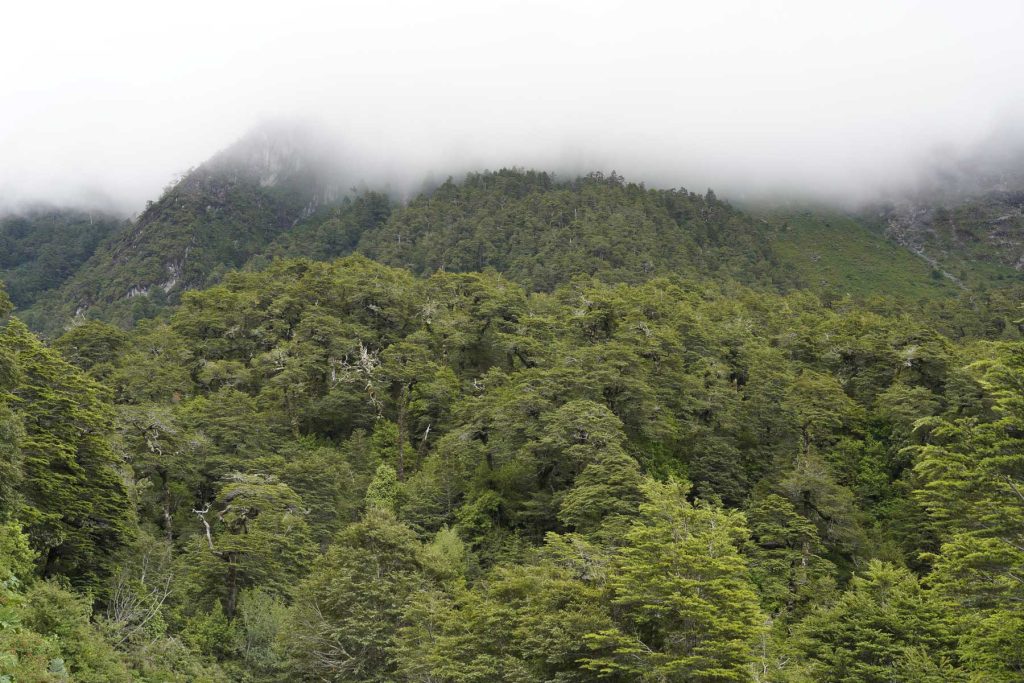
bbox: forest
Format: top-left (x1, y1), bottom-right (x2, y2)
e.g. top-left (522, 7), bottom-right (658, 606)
top-left (1, 168), bottom-right (1023, 682)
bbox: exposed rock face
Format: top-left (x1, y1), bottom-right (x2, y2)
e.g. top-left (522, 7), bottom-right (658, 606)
top-left (879, 191), bottom-right (1024, 278)
top-left (866, 141), bottom-right (1024, 281)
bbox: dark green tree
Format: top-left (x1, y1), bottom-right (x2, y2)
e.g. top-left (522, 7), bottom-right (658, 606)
top-left (0, 318), bottom-right (133, 589)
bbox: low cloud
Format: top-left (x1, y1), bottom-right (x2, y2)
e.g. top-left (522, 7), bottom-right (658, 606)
top-left (3, 0), bottom-right (1023, 213)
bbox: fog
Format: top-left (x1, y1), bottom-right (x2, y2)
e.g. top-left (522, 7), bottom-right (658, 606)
top-left (3, 0), bottom-right (1023, 213)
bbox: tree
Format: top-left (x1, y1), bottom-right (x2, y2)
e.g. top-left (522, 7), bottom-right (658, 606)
top-left (53, 319), bottom-right (130, 374)
top-left (183, 473), bottom-right (314, 619)
top-left (0, 318), bottom-right (133, 589)
top-left (582, 478), bottom-right (763, 682)
top-left (279, 440), bottom-right (361, 546)
top-left (790, 560), bottom-right (960, 683)
top-left (0, 317), bottom-right (22, 520)
top-left (365, 461), bottom-right (399, 513)
top-left (777, 452), bottom-right (866, 557)
top-left (395, 557), bottom-right (613, 682)
top-left (784, 369), bottom-right (861, 456)
top-left (911, 344), bottom-right (1024, 680)
top-left (558, 449), bottom-right (643, 540)
top-left (745, 493), bottom-right (836, 619)
top-left (116, 403), bottom-right (208, 541)
top-left (280, 509), bottom-right (427, 682)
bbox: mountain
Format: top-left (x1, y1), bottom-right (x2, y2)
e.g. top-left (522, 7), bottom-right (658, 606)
top-left (14, 126), bottom-right (1024, 341)
top-left (356, 170), bottom-right (789, 291)
top-left (5, 131), bottom-right (1024, 682)
top-left (870, 189), bottom-right (1024, 287)
top-left (857, 143), bottom-right (1024, 289)
top-left (761, 208), bottom-right (957, 301)
top-left (28, 123), bottom-right (346, 331)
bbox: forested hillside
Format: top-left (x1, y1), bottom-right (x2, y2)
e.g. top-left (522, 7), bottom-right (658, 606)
top-left (30, 169), bottom-right (799, 335)
top-left (0, 208), bottom-right (123, 311)
top-left (357, 171), bottom-right (785, 290)
top-left (2, 245), bottom-right (1023, 680)
top-left (19, 160), bottom-right (1024, 343)
top-left (3, 132), bottom-right (1024, 681)
top-left (24, 126), bottom-right (342, 335)
top-left (6, 0), bottom-right (1024, 678)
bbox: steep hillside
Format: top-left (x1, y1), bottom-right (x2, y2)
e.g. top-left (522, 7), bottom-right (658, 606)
top-left (857, 146), bottom-right (1024, 291)
top-left (872, 190), bottom-right (1024, 287)
top-left (4, 142), bottom-right (1024, 683)
top-left (357, 170), bottom-right (793, 291)
top-left (31, 125), bottom-right (343, 332)
top-left (6, 254), bottom-right (1020, 680)
top-left (264, 190), bottom-right (394, 262)
top-left (15, 133), bottom-right (1019, 340)
top-left (0, 207), bottom-right (124, 310)
top-left (763, 209), bottom-right (957, 302)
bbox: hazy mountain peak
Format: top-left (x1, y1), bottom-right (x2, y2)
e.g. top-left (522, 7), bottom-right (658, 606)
top-left (204, 120), bottom-right (347, 192)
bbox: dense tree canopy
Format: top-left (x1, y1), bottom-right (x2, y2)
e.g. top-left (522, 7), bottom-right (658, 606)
top-left (2, 167), bottom-right (1024, 681)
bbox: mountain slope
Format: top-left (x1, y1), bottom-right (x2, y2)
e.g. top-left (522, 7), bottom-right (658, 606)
top-left (763, 209), bottom-right (957, 302)
top-left (0, 207), bottom-right (124, 310)
top-left (357, 169), bottom-right (792, 291)
top-left (31, 125), bottom-right (343, 331)
top-left (16, 129), bottom-right (1023, 339)
top-left (856, 145), bottom-right (1024, 290)
top-left (872, 190), bottom-right (1024, 288)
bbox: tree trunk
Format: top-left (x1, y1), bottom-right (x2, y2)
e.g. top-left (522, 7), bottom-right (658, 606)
top-left (160, 468), bottom-right (173, 541)
top-left (396, 394), bottom-right (407, 482)
top-left (225, 554), bottom-right (239, 620)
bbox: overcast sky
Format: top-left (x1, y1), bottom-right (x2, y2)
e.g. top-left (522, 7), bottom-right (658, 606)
top-left (2, 0), bottom-right (1023, 212)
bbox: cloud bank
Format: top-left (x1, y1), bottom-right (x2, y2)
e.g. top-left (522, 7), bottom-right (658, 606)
top-left (2, 0), bottom-right (1023, 212)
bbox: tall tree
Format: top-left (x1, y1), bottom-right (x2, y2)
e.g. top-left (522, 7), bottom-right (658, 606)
top-left (183, 473), bottom-right (314, 619)
top-left (280, 509), bottom-right (427, 682)
top-left (0, 318), bottom-right (133, 589)
top-left (912, 343), bottom-right (1024, 680)
top-left (790, 560), bottom-right (960, 683)
top-left (582, 478), bottom-right (763, 682)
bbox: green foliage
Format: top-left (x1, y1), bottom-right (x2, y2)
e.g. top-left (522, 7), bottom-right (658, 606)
top-left (745, 493), bottom-right (836, 619)
top-left (280, 510), bottom-right (428, 681)
top-left (47, 253), bottom-right (1015, 681)
top-left (5, 174), bottom-right (1024, 681)
top-left (765, 209), bottom-right (955, 303)
top-left (0, 284), bottom-right (12, 320)
top-left (0, 522), bottom-right (36, 585)
top-left (582, 478), bottom-right (763, 681)
top-left (790, 560), bottom-right (960, 682)
top-left (17, 581), bottom-right (134, 682)
top-left (180, 473), bottom-right (314, 619)
top-left (366, 462), bottom-right (400, 512)
top-left (558, 447), bottom-right (643, 540)
top-left (911, 344), bottom-right (1024, 680)
top-left (23, 149), bottom-right (332, 333)
top-left (106, 320), bottom-right (194, 404)
top-left (278, 439), bottom-right (360, 545)
top-left (395, 554), bottom-right (613, 682)
top-left (53, 319), bottom-right (129, 373)
top-left (0, 384), bottom-right (23, 522)
top-left (267, 191), bottom-right (393, 261)
top-left (0, 208), bottom-right (123, 311)
top-left (361, 170), bottom-right (785, 293)
top-left (0, 318), bottom-right (132, 590)
top-left (181, 600), bottom-right (241, 663)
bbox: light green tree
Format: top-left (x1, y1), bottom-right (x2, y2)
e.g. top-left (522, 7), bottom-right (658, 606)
top-left (583, 478), bottom-right (763, 682)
